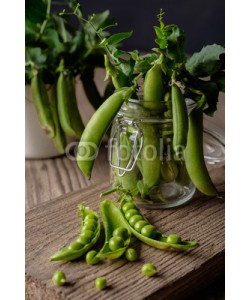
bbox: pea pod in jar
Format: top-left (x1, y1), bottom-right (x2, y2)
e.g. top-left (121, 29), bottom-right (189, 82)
top-left (120, 197), bottom-right (199, 251)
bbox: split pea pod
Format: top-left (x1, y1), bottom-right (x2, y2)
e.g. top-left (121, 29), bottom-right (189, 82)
top-left (120, 197), bottom-right (199, 251)
top-left (137, 125), bottom-right (161, 198)
top-left (143, 63), bottom-right (164, 110)
top-left (86, 199), bottom-right (131, 263)
top-left (77, 86), bottom-right (135, 178)
top-left (47, 85), bottom-right (66, 154)
top-left (50, 204), bottom-right (100, 261)
top-left (184, 109), bottom-right (218, 196)
top-left (57, 71), bottom-right (84, 139)
top-left (171, 82), bottom-right (188, 157)
top-left (30, 72), bottom-right (55, 138)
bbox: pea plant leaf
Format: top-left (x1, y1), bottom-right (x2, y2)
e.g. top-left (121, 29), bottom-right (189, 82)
top-left (102, 31), bottom-right (133, 47)
top-left (185, 44), bottom-right (225, 77)
top-left (41, 28), bottom-right (66, 54)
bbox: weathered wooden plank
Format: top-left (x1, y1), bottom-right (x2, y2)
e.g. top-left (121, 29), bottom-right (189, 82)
top-left (26, 163), bottom-right (225, 300)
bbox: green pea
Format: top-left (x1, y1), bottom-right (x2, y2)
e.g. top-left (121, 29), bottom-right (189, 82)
top-left (95, 277), bottom-right (107, 290)
top-left (81, 223), bottom-right (96, 232)
top-left (52, 271), bottom-right (66, 286)
top-left (113, 227), bottom-right (129, 240)
top-left (86, 250), bottom-right (101, 265)
top-left (166, 234), bottom-right (182, 244)
top-left (141, 225), bottom-right (157, 238)
top-left (141, 263), bottom-right (157, 277)
top-left (77, 230), bottom-right (95, 244)
top-left (84, 219), bottom-right (97, 228)
top-left (122, 201), bottom-right (136, 213)
top-left (134, 220), bottom-right (148, 233)
top-left (125, 248), bottom-right (138, 262)
top-left (84, 214), bottom-right (98, 222)
top-left (68, 241), bottom-right (83, 250)
top-left (129, 215), bottom-right (143, 227)
top-left (158, 236), bottom-right (168, 243)
top-left (109, 236), bottom-right (124, 251)
top-left (125, 209), bottom-right (139, 220)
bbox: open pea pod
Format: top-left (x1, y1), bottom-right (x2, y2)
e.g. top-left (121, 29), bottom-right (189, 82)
top-left (50, 204), bottom-right (100, 261)
top-left (120, 197), bottom-right (199, 251)
top-left (95, 199), bottom-right (131, 260)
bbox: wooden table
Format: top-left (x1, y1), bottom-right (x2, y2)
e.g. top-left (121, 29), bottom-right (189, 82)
top-left (25, 71), bottom-right (225, 299)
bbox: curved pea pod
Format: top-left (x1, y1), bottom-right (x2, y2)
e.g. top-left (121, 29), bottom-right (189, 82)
top-left (77, 86), bottom-right (135, 178)
top-left (120, 197), bottom-right (199, 251)
top-left (30, 72), bottom-right (55, 138)
top-left (57, 71), bottom-right (84, 139)
top-left (143, 63), bottom-right (164, 110)
top-left (184, 109), bottom-right (218, 196)
top-left (137, 126), bottom-right (161, 198)
top-left (50, 204), bottom-right (100, 261)
top-left (172, 83), bottom-right (188, 157)
top-left (94, 199), bottom-right (131, 260)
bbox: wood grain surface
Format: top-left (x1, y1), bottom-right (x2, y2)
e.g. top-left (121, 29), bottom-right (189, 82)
top-left (26, 163), bottom-right (225, 300)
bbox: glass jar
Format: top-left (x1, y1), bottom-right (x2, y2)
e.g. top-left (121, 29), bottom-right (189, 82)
top-left (109, 99), bottom-right (196, 209)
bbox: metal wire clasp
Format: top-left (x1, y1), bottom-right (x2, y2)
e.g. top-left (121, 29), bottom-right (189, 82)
top-left (109, 118), bottom-right (143, 177)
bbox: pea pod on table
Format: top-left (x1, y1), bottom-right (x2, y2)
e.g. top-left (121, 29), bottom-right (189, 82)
top-left (87, 199), bottom-right (131, 263)
top-left (50, 204), bottom-right (100, 261)
top-left (120, 197), bottom-right (199, 251)
top-left (77, 86), bottom-right (135, 178)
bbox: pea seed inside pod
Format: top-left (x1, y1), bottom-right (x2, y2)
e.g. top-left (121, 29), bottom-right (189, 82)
top-left (125, 209), bottom-right (139, 220)
top-left (122, 201), bottom-right (136, 213)
top-left (84, 219), bottom-right (97, 227)
top-left (113, 227), bottom-right (129, 240)
top-left (166, 234), bottom-right (181, 244)
top-left (109, 236), bottom-right (124, 251)
top-left (84, 214), bottom-right (98, 222)
top-left (134, 220), bottom-right (148, 233)
top-left (141, 225), bottom-right (157, 238)
top-left (68, 241), bottom-right (84, 250)
top-left (77, 230), bottom-right (95, 244)
top-left (81, 223), bottom-right (96, 232)
top-left (129, 214), bottom-right (143, 227)
top-left (86, 250), bottom-right (101, 265)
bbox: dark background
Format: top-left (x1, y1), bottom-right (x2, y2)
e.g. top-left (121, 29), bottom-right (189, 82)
top-left (52, 0), bottom-right (225, 54)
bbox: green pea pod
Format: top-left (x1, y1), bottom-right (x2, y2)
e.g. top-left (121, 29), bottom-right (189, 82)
top-left (77, 86), bottom-right (135, 178)
top-left (50, 204), bottom-right (100, 261)
top-left (92, 199), bottom-right (131, 260)
top-left (48, 85), bottom-right (66, 154)
top-left (143, 63), bottom-right (164, 110)
top-left (113, 132), bottom-right (139, 191)
top-left (184, 109), bottom-right (218, 196)
top-left (137, 126), bottom-right (161, 198)
top-left (57, 71), bottom-right (84, 139)
top-left (30, 72), bottom-right (55, 138)
top-left (120, 197), bottom-right (199, 251)
top-left (172, 83), bottom-right (188, 156)
top-left (161, 158), bottom-right (178, 182)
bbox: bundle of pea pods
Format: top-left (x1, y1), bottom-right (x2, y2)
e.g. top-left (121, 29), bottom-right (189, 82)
top-left (76, 10), bottom-right (225, 199)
